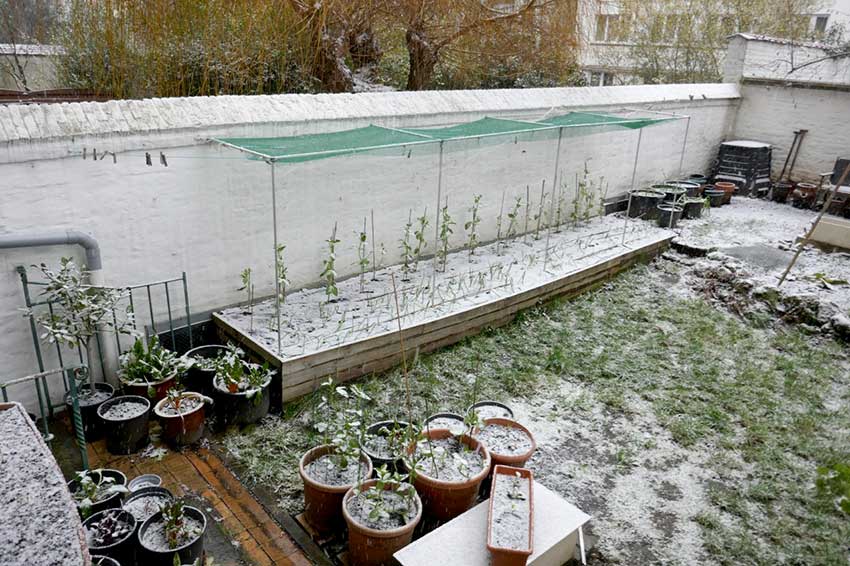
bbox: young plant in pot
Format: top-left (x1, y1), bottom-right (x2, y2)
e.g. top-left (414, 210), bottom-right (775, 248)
top-left (182, 344), bottom-right (228, 395)
top-left (342, 466), bottom-right (423, 566)
top-left (210, 344), bottom-right (274, 427)
top-left (299, 378), bottom-right (374, 534)
top-left (83, 508), bottom-right (137, 565)
top-left (98, 394), bottom-right (151, 455)
top-left (405, 420), bottom-right (491, 522)
top-left (487, 466), bottom-right (534, 566)
top-left (69, 469), bottom-right (129, 519)
top-left (119, 336), bottom-right (190, 402)
top-left (138, 499), bottom-right (207, 566)
top-left (154, 388), bottom-right (211, 446)
top-left (30, 258), bottom-right (135, 440)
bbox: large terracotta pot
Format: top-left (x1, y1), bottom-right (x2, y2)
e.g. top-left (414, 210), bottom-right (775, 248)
top-left (714, 181), bottom-right (736, 205)
top-left (342, 479), bottom-right (422, 566)
top-left (153, 392), bottom-right (207, 446)
top-left (406, 429), bottom-right (491, 522)
top-left (478, 418), bottom-right (537, 470)
top-left (299, 445), bottom-right (373, 534)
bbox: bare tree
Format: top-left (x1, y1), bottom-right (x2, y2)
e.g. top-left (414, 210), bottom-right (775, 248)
top-left (0, 0), bottom-right (61, 91)
top-left (384, 0), bottom-right (551, 90)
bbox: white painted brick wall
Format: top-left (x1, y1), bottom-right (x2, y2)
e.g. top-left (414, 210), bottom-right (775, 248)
top-left (0, 85), bottom-right (738, 410)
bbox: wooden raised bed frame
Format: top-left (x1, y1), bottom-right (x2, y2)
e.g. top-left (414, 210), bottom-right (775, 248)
top-left (214, 235), bottom-right (672, 402)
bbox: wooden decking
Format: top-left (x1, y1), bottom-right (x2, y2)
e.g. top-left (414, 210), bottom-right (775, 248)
top-left (86, 440), bottom-right (312, 566)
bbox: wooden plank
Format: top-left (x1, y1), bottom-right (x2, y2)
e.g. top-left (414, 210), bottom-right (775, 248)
top-left (215, 237), bottom-right (671, 402)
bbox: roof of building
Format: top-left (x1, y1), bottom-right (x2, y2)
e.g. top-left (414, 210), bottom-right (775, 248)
top-left (728, 33), bottom-right (833, 50)
top-left (0, 43), bottom-right (64, 56)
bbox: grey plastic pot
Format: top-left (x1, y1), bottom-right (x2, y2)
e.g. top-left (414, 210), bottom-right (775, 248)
top-left (362, 420), bottom-right (411, 471)
top-left (657, 204), bottom-right (684, 229)
top-left (468, 401), bottom-right (514, 421)
top-left (424, 412), bottom-right (466, 435)
top-left (682, 198), bottom-right (705, 219)
top-left (627, 190), bottom-right (665, 220)
top-left (704, 188), bottom-right (725, 208)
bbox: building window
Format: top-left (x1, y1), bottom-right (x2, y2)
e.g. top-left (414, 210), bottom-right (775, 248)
top-left (814, 14), bottom-right (829, 33)
top-left (587, 71), bottom-right (617, 87)
top-left (595, 14), bottom-right (625, 42)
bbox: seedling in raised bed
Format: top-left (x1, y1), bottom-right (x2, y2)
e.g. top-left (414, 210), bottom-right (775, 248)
top-left (464, 194), bottom-right (482, 261)
top-left (413, 209), bottom-right (429, 270)
top-left (320, 223), bottom-right (340, 302)
top-left (506, 196), bottom-right (522, 241)
top-left (238, 267), bottom-right (255, 332)
top-left (400, 211), bottom-right (414, 280)
top-left (437, 202), bottom-right (455, 272)
top-left (495, 191), bottom-right (506, 256)
top-left (357, 218), bottom-right (370, 292)
top-left (276, 244), bottom-right (290, 305)
top-left (534, 180), bottom-right (547, 240)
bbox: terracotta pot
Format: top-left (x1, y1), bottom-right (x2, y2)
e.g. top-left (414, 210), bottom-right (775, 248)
top-left (299, 445), bottom-right (374, 534)
top-left (478, 418), bottom-right (537, 470)
top-left (714, 181), bottom-right (736, 205)
top-left (406, 429), bottom-right (491, 522)
top-left (487, 465), bottom-right (534, 566)
top-left (342, 479), bottom-right (422, 566)
top-left (122, 374), bottom-right (178, 403)
top-left (154, 392), bottom-right (207, 446)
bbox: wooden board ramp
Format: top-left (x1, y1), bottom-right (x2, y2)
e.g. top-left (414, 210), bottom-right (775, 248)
top-left (214, 235), bottom-right (672, 402)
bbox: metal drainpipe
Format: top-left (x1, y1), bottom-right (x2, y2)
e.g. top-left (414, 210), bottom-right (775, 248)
top-left (0, 230), bottom-right (116, 380)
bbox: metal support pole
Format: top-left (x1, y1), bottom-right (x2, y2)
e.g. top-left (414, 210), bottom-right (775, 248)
top-left (433, 140), bottom-right (445, 272)
top-left (270, 161), bottom-right (282, 356)
top-left (623, 129), bottom-right (644, 246)
top-left (544, 127), bottom-right (564, 269)
top-left (67, 368), bottom-right (89, 470)
top-left (677, 115), bottom-right (691, 177)
top-left (182, 272), bottom-right (193, 349)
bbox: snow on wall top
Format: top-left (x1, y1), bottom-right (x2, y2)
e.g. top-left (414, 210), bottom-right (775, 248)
top-left (0, 83), bottom-right (739, 150)
top-left (724, 34), bottom-right (850, 86)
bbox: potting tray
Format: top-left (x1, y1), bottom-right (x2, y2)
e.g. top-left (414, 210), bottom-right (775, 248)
top-left (394, 481), bottom-right (590, 566)
top-left (0, 402), bottom-right (90, 565)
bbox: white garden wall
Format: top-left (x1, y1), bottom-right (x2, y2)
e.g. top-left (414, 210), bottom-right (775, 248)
top-left (0, 83), bottom-right (739, 410)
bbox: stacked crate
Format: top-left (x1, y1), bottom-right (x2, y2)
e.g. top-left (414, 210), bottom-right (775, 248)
top-left (713, 141), bottom-right (772, 196)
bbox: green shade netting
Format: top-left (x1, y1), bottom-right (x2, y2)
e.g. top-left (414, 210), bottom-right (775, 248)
top-left (214, 112), bottom-right (672, 162)
top-left (398, 117), bottom-right (551, 140)
top-left (540, 111), bottom-right (670, 129)
top-left (217, 125), bottom-right (427, 163)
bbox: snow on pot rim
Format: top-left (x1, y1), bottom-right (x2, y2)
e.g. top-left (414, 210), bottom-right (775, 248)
top-left (362, 420), bottom-right (412, 462)
top-left (97, 395), bottom-right (150, 421)
top-left (138, 505), bottom-right (207, 554)
top-left (119, 371), bottom-right (180, 388)
top-left (122, 486), bottom-right (174, 523)
top-left (128, 474), bottom-right (162, 492)
top-left (424, 412), bottom-right (466, 435)
top-left (299, 444), bottom-right (374, 492)
top-left (83, 508), bottom-right (137, 551)
top-left (475, 417), bottom-right (536, 459)
top-left (153, 392), bottom-right (209, 418)
top-left (66, 382), bottom-right (115, 407)
top-left (68, 468), bottom-right (128, 499)
top-left (468, 400), bottom-right (514, 421)
top-left (342, 479), bottom-right (422, 536)
top-left (212, 373), bottom-right (272, 397)
top-left (406, 430), bottom-right (491, 487)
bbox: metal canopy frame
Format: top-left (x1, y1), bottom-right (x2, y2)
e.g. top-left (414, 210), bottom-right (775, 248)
top-left (209, 111), bottom-right (688, 364)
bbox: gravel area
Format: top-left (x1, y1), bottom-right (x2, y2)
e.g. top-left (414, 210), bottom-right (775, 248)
top-left (0, 405), bottom-right (87, 565)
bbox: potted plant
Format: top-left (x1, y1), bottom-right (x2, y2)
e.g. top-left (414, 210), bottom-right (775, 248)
top-left (424, 412), bottom-right (465, 435)
top-left (405, 427), bottom-right (491, 522)
top-left (299, 379), bottom-right (374, 534)
top-left (681, 197), bottom-right (706, 219)
top-left (83, 508), bottom-right (137, 565)
top-left (68, 469), bottom-right (128, 519)
top-left (714, 181), bottom-right (737, 204)
top-left (342, 466), bottom-right (422, 566)
top-left (182, 344), bottom-right (228, 395)
top-left (154, 389), bottom-right (210, 446)
top-left (97, 394), bottom-right (150, 455)
top-left (362, 419), bottom-right (412, 471)
top-left (657, 203), bottom-right (684, 229)
top-left (474, 418), bottom-right (536, 470)
top-left (31, 258), bottom-right (135, 440)
top-left (138, 499), bottom-right (206, 566)
top-left (210, 345), bottom-right (274, 427)
top-left (487, 466), bottom-right (534, 566)
top-left (123, 486), bottom-right (174, 539)
top-left (626, 189), bottom-right (664, 220)
top-left (91, 556), bottom-right (121, 566)
top-left (119, 336), bottom-right (189, 402)
top-left (704, 186), bottom-right (725, 207)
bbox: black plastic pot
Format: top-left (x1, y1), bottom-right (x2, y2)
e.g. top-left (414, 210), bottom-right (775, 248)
top-left (704, 188), bottom-right (725, 208)
top-left (468, 400), bottom-right (514, 421)
top-left (83, 508), bottom-right (137, 566)
top-left (771, 182), bottom-right (793, 203)
top-left (362, 420), bottom-right (411, 471)
top-left (657, 204), bottom-right (684, 229)
top-left (627, 190), bottom-right (665, 220)
top-left (138, 505), bottom-right (207, 566)
top-left (654, 184), bottom-right (688, 203)
top-left (183, 345), bottom-right (227, 395)
top-left (687, 174), bottom-right (709, 185)
top-left (122, 486), bottom-right (174, 539)
top-left (97, 395), bottom-right (150, 455)
top-left (666, 180), bottom-right (702, 197)
top-left (212, 379), bottom-right (271, 429)
top-left (91, 556), bottom-right (121, 566)
top-left (68, 468), bottom-right (128, 519)
top-left (682, 198), bottom-right (705, 219)
top-left (424, 412), bottom-right (466, 435)
top-left (65, 382), bottom-right (115, 441)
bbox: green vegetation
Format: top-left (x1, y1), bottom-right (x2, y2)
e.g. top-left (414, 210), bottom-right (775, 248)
top-left (225, 262), bottom-right (849, 563)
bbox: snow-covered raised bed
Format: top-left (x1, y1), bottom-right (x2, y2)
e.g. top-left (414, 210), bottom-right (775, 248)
top-left (214, 214), bottom-right (674, 399)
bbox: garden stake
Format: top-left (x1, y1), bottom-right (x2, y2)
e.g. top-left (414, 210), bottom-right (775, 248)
top-left (523, 185), bottom-right (530, 243)
top-left (778, 162), bottom-right (850, 286)
top-left (496, 189), bottom-right (505, 255)
top-left (390, 273), bottom-right (414, 424)
top-left (535, 179), bottom-right (546, 239)
top-left (370, 209), bottom-right (378, 281)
